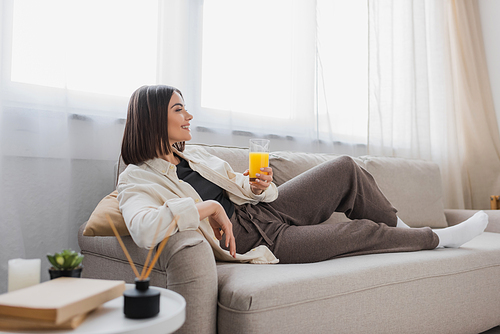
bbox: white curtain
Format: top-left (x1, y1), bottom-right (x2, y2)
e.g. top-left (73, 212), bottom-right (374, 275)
top-left (1, 0), bottom-right (499, 293)
top-left (0, 0), bottom-right (142, 293)
top-left (164, 0), bottom-right (330, 153)
top-left (316, 0), bottom-right (370, 156)
top-left (368, 0), bottom-right (500, 209)
top-left (0, 0), bottom-right (350, 292)
top-left (162, 0), bottom-right (370, 155)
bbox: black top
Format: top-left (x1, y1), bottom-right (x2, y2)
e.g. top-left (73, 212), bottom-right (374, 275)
top-left (175, 155), bottom-right (235, 219)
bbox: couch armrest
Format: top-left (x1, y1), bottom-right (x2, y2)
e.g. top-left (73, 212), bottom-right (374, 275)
top-left (78, 223), bottom-right (217, 334)
top-left (444, 209), bottom-right (500, 233)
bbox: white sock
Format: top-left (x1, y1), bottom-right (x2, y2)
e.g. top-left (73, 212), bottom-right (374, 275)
top-left (396, 216), bottom-right (410, 228)
top-left (433, 211), bottom-right (488, 248)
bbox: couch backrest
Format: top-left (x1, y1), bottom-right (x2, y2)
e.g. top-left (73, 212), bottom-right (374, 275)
top-left (360, 156), bottom-right (447, 228)
top-left (189, 144), bottom-right (447, 228)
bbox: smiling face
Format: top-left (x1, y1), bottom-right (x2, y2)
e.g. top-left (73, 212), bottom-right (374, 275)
top-left (167, 92), bottom-right (193, 146)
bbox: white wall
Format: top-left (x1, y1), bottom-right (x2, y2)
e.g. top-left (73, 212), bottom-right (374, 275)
top-left (478, 0), bottom-right (500, 133)
top-left (0, 156), bottom-right (117, 294)
top-left (0, 108), bottom-right (123, 294)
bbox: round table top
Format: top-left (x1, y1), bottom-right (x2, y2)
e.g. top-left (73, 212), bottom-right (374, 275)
top-left (1, 284), bottom-right (186, 334)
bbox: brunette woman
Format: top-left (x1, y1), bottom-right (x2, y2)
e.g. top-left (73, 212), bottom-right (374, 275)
top-left (118, 85), bottom-right (488, 264)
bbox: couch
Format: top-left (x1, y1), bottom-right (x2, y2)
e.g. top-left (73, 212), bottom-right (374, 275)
top-left (78, 143), bottom-right (500, 334)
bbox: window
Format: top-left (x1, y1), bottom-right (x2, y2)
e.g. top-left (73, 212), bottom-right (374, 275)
top-left (4, 0), bottom-right (369, 150)
top-left (199, 0), bottom-right (316, 137)
top-left (200, 0), bottom-right (368, 145)
top-left (10, 0), bottom-right (158, 98)
top-left (316, 0), bottom-right (368, 145)
top-left (202, 0), bottom-right (295, 119)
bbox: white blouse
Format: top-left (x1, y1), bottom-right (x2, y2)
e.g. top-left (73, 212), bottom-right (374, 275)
top-left (117, 146), bottom-right (279, 264)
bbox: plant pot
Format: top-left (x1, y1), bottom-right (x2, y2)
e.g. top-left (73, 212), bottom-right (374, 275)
top-left (48, 266), bottom-right (83, 280)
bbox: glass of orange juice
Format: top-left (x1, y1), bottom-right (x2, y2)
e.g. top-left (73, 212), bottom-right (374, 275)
top-left (249, 139), bottom-right (270, 181)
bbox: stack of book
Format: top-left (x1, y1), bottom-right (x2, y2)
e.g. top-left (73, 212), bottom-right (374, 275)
top-left (0, 277), bottom-right (125, 330)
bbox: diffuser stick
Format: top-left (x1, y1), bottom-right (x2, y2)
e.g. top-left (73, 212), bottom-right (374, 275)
top-left (106, 214), bottom-right (140, 279)
top-left (143, 216), bottom-right (179, 279)
top-left (140, 222), bottom-right (163, 280)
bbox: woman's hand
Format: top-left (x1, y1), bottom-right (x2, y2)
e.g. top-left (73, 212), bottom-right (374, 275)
top-left (196, 200), bottom-right (236, 258)
top-left (243, 167), bottom-right (274, 195)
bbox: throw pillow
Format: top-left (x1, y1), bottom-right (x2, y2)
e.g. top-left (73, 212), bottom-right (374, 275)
top-left (83, 190), bottom-right (130, 236)
top-left (362, 156), bottom-right (448, 228)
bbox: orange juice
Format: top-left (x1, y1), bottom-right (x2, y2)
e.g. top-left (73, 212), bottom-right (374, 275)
top-left (249, 152), bottom-right (269, 181)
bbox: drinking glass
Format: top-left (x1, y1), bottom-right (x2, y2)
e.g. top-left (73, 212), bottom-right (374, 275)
top-left (249, 139), bottom-right (270, 181)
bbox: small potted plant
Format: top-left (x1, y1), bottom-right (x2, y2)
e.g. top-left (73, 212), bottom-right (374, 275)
top-left (47, 249), bottom-right (84, 279)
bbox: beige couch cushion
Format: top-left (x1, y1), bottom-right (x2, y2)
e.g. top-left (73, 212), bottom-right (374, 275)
top-left (361, 156), bottom-right (448, 228)
top-left (269, 151), bottom-right (365, 186)
top-left (186, 145), bottom-right (447, 227)
top-left (187, 143), bottom-right (249, 173)
top-left (217, 232), bottom-right (500, 334)
top-left (122, 144), bottom-right (447, 229)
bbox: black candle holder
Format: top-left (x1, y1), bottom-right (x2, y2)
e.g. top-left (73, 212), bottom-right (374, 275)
top-left (123, 277), bottom-right (160, 319)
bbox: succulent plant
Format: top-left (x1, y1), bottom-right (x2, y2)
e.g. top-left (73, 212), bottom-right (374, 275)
top-left (47, 249), bottom-right (84, 271)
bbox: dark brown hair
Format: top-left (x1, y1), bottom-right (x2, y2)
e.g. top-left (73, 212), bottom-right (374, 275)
top-left (121, 85), bottom-right (185, 165)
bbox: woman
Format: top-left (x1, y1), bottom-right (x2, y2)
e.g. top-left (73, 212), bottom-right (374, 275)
top-left (118, 85), bottom-right (488, 264)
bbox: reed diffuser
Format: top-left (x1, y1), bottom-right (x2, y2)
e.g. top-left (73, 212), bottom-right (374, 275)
top-left (106, 214), bottom-right (178, 319)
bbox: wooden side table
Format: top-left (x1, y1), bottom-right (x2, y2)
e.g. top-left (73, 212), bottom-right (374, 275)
top-left (0, 285), bottom-right (185, 334)
top-left (491, 196), bottom-right (500, 210)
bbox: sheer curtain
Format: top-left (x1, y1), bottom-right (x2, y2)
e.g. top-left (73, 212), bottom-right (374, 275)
top-left (2, 0), bottom-right (498, 294)
top-left (368, 0), bottom-right (500, 209)
top-left (0, 0), bottom-right (360, 292)
top-left (316, 0), bottom-right (369, 156)
top-left (0, 0), bottom-right (152, 292)
top-left (447, 0), bottom-right (500, 209)
top-left (164, 0), bottom-right (323, 153)
top-left (163, 0), bottom-right (368, 155)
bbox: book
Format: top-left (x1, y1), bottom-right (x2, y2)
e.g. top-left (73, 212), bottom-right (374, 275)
top-left (0, 277), bottom-right (125, 325)
top-left (0, 310), bottom-right (91, 330)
